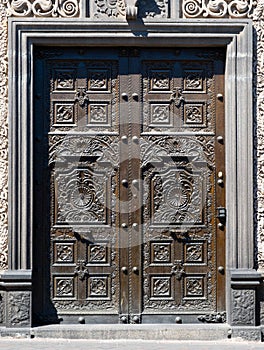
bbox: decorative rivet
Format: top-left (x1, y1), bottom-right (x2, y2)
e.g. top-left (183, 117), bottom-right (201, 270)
top-left (78, 316), bottom-right (85, 324)
top-left (217, 93), bottom-right (223, 100)
top-left (132, 266), bottom-right (139, 274)
top-left (121, 266), bottom-right (128, 274)
top-left (132, 223), bottom-right (138, 229)
top-left (121, 223), bottom-right (127, 228)
top-left (217, 135), bottom-right (224, 143)
top-left (122, 93), bottom-right (128, 101)
top-left (218, 223), bottom-right (224, 230)
top-left (121, 135), bottom-right (128, 142)
top-left (218, 171), bottom-right (223, 179)
top-left (132, 315), bottom-right (139, 323)
top-left (132, 136), bottom-right (139, 143)
top-left (132, 179), bottom-right (138, 186)
top-left (120, 316), bottom-right (127, 323)
top-left (175, 316), bottom-right (182, 324)
top-left (218, 266), bottom-right (225, 274)
top-left (132, 93), bottom-right (139, 101)
top-left (217, 179), bottom-right (224, 186)
top-left (122, 179), bottom-right (128, 187)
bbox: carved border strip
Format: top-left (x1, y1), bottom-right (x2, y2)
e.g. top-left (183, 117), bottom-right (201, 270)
top-left (182, 0), bottom-right (254, 18)
top-left (0, 4), bottom-right (8, 270)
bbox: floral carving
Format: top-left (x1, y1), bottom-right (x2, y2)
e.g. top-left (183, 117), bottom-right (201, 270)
top-left (94, 0), bottom-right (125, 18)
top-left (3, 0), bottom-right (79, 17)
top-left (55, 278), bottom-right (74, 297)
top-left (182, 0), bottom-right (253, 18)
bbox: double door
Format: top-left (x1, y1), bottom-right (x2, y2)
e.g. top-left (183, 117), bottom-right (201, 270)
top-left (33, 47), bottom-right (225, 324)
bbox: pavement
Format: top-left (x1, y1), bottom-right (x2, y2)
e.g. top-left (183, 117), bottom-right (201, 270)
top-left (0, 338), bottom-right (264, 350)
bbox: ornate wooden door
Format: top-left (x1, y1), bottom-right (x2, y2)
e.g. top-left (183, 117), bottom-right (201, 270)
top-left (33, 47), bottom-right (225, 325)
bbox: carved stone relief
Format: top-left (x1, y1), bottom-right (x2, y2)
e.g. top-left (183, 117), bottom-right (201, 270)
top-left (7, 292), bottom-right (31, 326)
top-left (231, 289), bottom-right (255, 325)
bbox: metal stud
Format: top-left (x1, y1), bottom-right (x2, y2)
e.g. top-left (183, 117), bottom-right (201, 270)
top-left (121, 135), bottom-right (128, 142)
top-left (217, 93), bottom-right (223, 100)
top-left (217, 135), bottom-right (224, 143)
top-left (175, 316), bottom-right (182, 324)
top-left (218, 266), bottom-right (225, 274)
top-left (132, 266), bottom-right (139, 274)
top-left (132, 179), bottom-right (138, 186)
top-left (132, 223), bottom-right (138, 229)
top-left (121, 223), bottom-right (127, 228)
top-left (218, 223), bottom-right (224, 230)
top-left (122, 93), bottom-right (128, 101)
top-left (132, 315), bottom-right (139, 323)
top-left (121, 266), bottom-right (128, 274)
top-left (217, 179), bottom-right (224, 186)
top-left (132, 136), bottom-right (139, 143)
top-left (122, 179), bottom-right (128, 186)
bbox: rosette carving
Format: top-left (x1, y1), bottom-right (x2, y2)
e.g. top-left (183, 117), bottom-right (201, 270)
top-left (182, 0), bottom-right (253, 18)
top-left (3, 0), bottom-right (79, 17)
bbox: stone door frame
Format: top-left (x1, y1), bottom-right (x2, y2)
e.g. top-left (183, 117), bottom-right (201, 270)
top-left (1, 18), bottom-right (261, 336)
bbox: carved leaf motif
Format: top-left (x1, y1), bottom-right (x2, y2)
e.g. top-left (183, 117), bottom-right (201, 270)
top-left (94, 0), bottom-right (125, 18)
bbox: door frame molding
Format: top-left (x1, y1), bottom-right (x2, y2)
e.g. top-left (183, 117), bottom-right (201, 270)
top-left (2, 18), bottom-right (261, 332)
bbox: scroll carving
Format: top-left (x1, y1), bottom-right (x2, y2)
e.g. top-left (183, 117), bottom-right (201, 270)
top-left (182, 0), bottom-right (253, 18)
top-left (3, 0), bottom-right (79, 17)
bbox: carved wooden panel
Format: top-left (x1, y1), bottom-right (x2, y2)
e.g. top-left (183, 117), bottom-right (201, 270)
top-left (142, 60), bottom-right (214, 132)
top-left (141, 50), bottom-right (225, 318)
top-left (34, 47), bottom-right (225, 324)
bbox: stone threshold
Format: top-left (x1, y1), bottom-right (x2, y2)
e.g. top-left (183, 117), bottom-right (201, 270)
top-left (0, 324), bottom-right (239, 340)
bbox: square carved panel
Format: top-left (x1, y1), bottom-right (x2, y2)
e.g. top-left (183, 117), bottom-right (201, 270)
top-left (53, 102), bottom-right (75, 125)
top-left (54, 243), bottom-right (75, 263)
top-left (183, 70), bottom-right (204, 92)
top-left (54, 69), bottom-right (75, 91)
top-left (87, 276), bottom-right (109, 299)
top-left (150, 242), bottom-right (172, 264)
top-left (184, 276), bottom-right (205, 298)
top-left (88, 242), bottom-right (109, 265)
top-left (184, 103), bottom-right (206, 127)
top-left (54, 276), bottom-right (75, 298)
top-left (151, 276), bottom-right (172, 298)
top-left (88, 69), bottom-right (109, 91)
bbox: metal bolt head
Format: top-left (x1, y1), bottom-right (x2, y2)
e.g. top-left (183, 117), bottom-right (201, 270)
top-left (78, 316), bottom-right (85, 324)
top-left (175, 316), bottom-right (182, 324)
